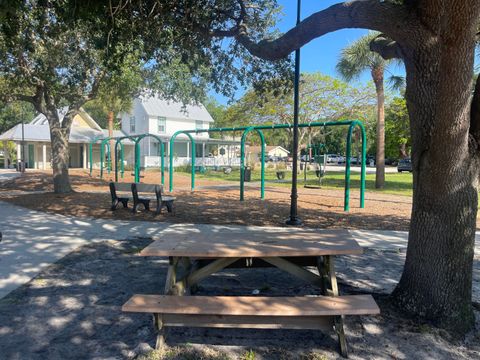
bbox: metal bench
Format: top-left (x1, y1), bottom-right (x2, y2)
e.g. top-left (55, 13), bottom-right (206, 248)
top-left (131, 183), bottom-right (175, 215)
top-left (109, 182), bottom-right (132, 210)
top-left (122, 294), bottom-right (380, 357)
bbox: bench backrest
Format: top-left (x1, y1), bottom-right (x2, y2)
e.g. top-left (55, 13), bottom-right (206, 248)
top-left (111, 182), bottom-right (132, 192)
top-left (134, 183), bottom-right (163, 193)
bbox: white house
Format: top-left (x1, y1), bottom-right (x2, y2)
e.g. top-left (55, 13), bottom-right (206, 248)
top-left (120, 94), bottom-right (241, 167)
top-left (249, 145), bottom-right (290, 161)
top-left (0, 107), bottom-right (133, 170)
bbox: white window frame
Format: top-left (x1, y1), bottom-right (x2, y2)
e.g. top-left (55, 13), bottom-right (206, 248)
top-left (157, 116), bottom-right (166, 134)
top-left (129, 116), bottom-right (135, 133)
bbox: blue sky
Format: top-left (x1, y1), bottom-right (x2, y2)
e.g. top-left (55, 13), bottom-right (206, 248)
top-left (211, 0), bottom-right (404, 104)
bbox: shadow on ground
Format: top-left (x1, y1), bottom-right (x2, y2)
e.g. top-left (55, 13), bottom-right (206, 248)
top-left (0, 239), bottom-right (478, 360)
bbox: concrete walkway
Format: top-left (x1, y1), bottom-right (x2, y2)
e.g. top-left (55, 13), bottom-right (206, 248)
top-left (0, 169), bottom-right (19, 182)
top-left (0, 200), bottom-right (478, 299)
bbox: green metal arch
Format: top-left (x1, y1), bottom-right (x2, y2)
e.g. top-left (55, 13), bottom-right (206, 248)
top-left (169, 131), bottom-right (195, 192)
top-left (100, 137), bottom-right (113, 179)
top-left (89, 135), bottom-right (106, 176)
top-left (344, 120), bottom-right (366, 211)
top-left (114, 136), bottom-right (134, 182)
top-left (163, 119), bottom-right (366, 211)
top-left (240, 127), bottom-right (266, 201)
top-left (133, 134), bottom-right (165, 184)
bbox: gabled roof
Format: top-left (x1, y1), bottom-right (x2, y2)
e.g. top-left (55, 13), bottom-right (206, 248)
top-left (138, 94), bottom-right (214, 122)
top-left (0, 123), bottom-right (131, 144)
top-left (249, 145), bottom-right (290, 154)
top-left (30, 107), bottom-right (102, 130)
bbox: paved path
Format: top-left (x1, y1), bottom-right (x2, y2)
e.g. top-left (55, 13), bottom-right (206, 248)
top-left (0, 169), bottom-right (19, 182)
top-left (0, 200), bottom-right (478, 299)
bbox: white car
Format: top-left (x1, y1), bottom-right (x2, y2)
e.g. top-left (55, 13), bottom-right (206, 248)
top-left (326, 154), bottom-right (339, 163)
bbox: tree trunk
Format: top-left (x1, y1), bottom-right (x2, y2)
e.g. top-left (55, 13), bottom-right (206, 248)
top-left (372, 66), bottom-right (385, 188)
top-left (49, 121), bottom-right (72, 193)
top-left (392, 30), bottom-right (477, 334)
top-left (108, 110), bottom-right (115, 173)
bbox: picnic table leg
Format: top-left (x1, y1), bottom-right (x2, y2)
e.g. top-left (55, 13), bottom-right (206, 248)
top-left (325, 255), bottom-right (348, 358)
top-left (164, 256), bottom-right (179, 294)
top-left (154, 313), bottom-right (165, 350)
top-left (181, 257), bottom-right (199, 294)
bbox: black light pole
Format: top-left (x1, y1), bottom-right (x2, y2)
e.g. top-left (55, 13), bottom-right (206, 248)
top-left (286, 0), bottom-right (302, 226)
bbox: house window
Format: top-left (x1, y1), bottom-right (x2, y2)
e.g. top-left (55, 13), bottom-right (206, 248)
top-left (129, 116), bottom-right (135, 133)
top-left (157, 116), bottom-right (166, 133)
top-left (195, 120), bottom-right (203, 130)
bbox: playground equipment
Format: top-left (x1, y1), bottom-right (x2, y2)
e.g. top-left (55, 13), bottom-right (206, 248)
top-left (88, 120), bottom-right (366, 211)
top-left (89, 135), bottom-right (108, 177)
top-left (133, 134), bottom-right (165, 183)
top-left (168, 120), bottom-right (366, 211)
top-left (89, 134), bottom-right (166, 185)
top-left (303, 144), bottom-right (327, 188)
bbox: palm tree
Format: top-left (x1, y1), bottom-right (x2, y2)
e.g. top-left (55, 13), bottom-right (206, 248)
top-left (336, 32), bottom-right (396, 189)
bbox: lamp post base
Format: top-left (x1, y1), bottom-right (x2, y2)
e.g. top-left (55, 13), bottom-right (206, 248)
top-left (285, 217), bottom-right (303, 226)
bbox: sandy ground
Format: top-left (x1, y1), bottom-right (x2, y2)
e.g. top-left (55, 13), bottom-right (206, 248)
top-left (0, 169), bottom-right (415, 230)
top-left (0, 237), bottom-right (478, 360)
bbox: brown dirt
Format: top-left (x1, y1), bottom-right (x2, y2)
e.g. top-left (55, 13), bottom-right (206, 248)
top-left (0, 169), bottom-right (417, 230)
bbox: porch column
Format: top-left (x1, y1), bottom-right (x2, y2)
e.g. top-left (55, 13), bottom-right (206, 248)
top-left (17, 143), bottom-right (21, 163)
top-left (3, 141), bottom-right (7, 169)
top-left (202, 142), bottom-right (205, 165)
top-left (42, 144), bottom-right (47, 170)
top-left (186, 141), bottom-right (190, 161)
top-left (227, 144), bottom-right (231, 166)
top-left (83, 145), bottom-right (87, 169)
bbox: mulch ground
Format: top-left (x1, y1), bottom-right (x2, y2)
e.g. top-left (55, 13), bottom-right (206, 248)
top-left (0, 169), bottom-right (416, 230)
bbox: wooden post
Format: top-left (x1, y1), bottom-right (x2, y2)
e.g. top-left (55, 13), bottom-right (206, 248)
top-left (154, 313), bottom-right (166, 350)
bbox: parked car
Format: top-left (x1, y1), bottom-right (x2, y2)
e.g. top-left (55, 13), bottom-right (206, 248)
top-left (326, 154), bottom-right (339, 163)
top-left (300, 154), bottom-right (315, 163)
top-left (337, 155), bottom-right (345, 164)
top-left (397, 158), bottom-right (412, 172)
top-left (385, 158), bottom-right (397, 166)
top-left (349, 156), bottom-right (361, 165)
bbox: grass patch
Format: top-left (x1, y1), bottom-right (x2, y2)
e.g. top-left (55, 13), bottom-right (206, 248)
top-left (186, 168), bottom-right (413, 197)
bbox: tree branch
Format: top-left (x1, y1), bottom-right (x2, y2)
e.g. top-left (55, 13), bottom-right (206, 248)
top-left (234, 0), bottom-right (419, 61)
top-left (370, 35), bottom-right (404, 60)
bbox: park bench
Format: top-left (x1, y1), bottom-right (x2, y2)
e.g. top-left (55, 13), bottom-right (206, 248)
top-left (109, 182), bottom-right (132, 210)
top-left (122, 294), bottom-right (380, 356)
top-left (131, 183), bottom-right (175, 215)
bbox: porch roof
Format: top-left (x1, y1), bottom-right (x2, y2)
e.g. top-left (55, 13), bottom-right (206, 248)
top-left (0, 124), bottom-right (132, 144)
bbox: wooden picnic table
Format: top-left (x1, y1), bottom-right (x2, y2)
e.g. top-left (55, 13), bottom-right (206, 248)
top-left (131, 229), bottom-right (372, 356)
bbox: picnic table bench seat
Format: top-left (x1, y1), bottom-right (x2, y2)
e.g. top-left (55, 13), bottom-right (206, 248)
top-left (132, 183), bottom-right (175, 215)
top-left (122, 294), bottom-right (380, 355)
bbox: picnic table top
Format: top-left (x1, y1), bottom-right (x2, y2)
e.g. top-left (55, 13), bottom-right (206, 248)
top-left (140, 229), bottom-right (363, 258)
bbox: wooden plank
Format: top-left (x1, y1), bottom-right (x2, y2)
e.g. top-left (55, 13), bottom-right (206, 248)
top-left (261, 257), bottom-right (323, 287)
top-left (141, 229), bottom-right (362, 258)
top-left (185, 257), bottom-right (241, 286)
top-left (135, 183), bottom-right (162, 193)
top-left (113, 182), bottom-right (131, 192)
top-left (122, 295), bottom-right (380, 316)
top-left (162, 314), bottom-right (334, 330)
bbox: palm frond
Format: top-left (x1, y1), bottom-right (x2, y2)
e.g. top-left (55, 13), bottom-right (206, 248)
top-left (336, 31), bottom-right (388, 81)
top-left (387, 75), bottom-right (406, 92)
